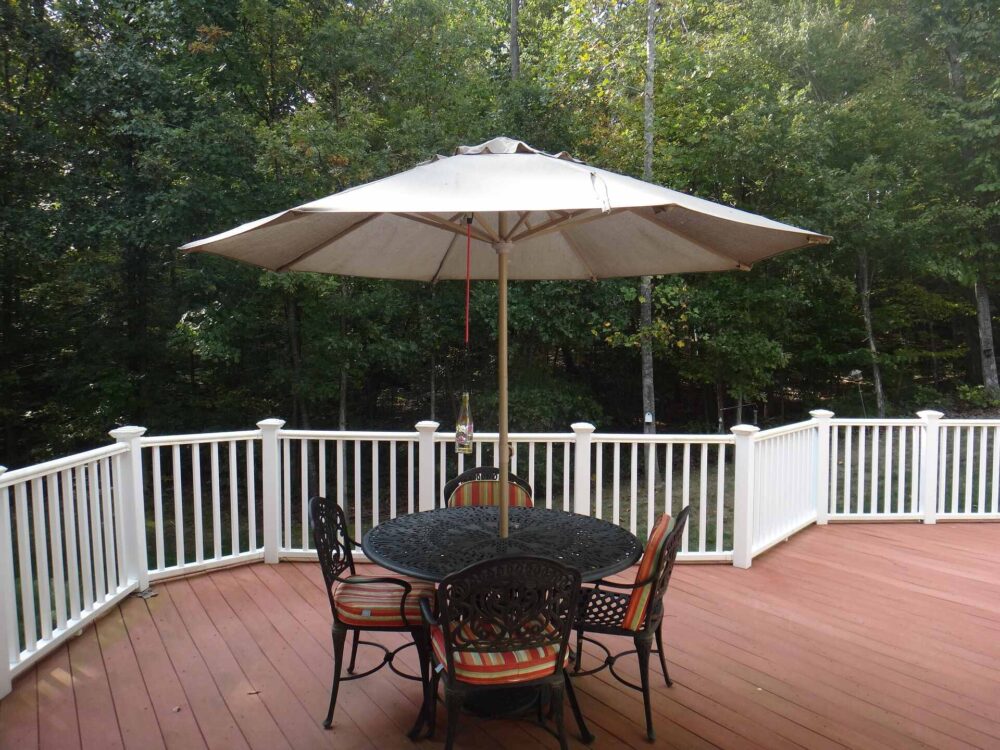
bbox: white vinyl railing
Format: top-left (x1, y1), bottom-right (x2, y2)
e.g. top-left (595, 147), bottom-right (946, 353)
top-left (3, 408), bottom-right (999, 697)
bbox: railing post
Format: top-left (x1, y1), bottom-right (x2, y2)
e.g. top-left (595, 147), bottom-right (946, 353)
top-left (571, 423), bottom-right (595, 516)
top-left (918, 410), bottom-right (943, 524)
top-left (731, 424), bottom-right (759, 569)
top-left (416, 421), bottom-right (439, 512)
top-left (109, 426), bottom-right (149, 591)
top-left (811, 410), bottom-right (834, 525)
top-left (0, 466), bottom-right (11, 699)
top-left (258, 418), bottom-right (286, 563)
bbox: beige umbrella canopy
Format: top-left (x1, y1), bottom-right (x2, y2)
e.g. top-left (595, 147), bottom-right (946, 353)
top-left (184, 136), bottom-right (831, 537)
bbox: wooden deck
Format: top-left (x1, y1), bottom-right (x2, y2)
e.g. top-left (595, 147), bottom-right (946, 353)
top-left (2, 522), bottom-right (1000, 750)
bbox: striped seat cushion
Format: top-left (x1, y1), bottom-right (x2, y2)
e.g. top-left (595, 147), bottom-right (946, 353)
top-left (430, 621), bottom-right (568, 685)
top-left (621, 513), bottom-right (673, 631)
top-left (333, 576), bottom-right (435, 628)
top-left (448, 480), bottom-right (533, 508)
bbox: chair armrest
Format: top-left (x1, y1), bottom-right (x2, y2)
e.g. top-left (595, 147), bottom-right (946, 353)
top-left (586, 574), bottom-right (654, 592)
top-left (419, 597), bottom-right (439, 627)
top-left (335, 575), bottom-right (413, 593)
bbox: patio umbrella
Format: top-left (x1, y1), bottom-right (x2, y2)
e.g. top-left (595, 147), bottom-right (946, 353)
top-left (183, 136), bottom-right (831, 538)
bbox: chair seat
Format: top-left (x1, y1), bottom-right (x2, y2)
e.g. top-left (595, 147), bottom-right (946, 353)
top-left (334, 576), bottom-right (435, 628)
top-left (430, 622), bottom-right (569, 685)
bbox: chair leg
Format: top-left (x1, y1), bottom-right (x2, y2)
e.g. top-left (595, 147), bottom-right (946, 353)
top-left (564, 669), bottom-right (594, 744)
top-left (428, 671), bottom-right (440, 739)
top-left (324, 625), bottom-right (348, 729)
top-left (551, 680), bottom-right (569, 750)
top-left (635, 636), bottom-right (655, 741)
top-left (407, 630), bottom-right (432, 740)
top-left (574, 626), bottom-right (584, 672)
top-left (347, 628), bottom-right (360, 674)
top-left (443, 686), bottom-right (462, 750)
top-left (655, 621), bottom-right (672, 687)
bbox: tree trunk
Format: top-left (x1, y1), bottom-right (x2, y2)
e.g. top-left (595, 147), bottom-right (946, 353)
top-left (285, 294), bottom-right (310, 428)
top-left (857, 248), bottom-right (886, 417)
top-left (974, 276), bottom-right (999, 396)
top-left (715, 382), bottom-right (724, 433)
top-left (339, 368), bottom-right (347, 430)
top-left (429, 351), bottom-right (436, 421)
top-left (509, 0), bottom-right (519, 79)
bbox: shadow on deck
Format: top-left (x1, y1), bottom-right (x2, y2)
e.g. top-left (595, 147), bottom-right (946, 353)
top-left (2, 522), bottom-right (999, 750)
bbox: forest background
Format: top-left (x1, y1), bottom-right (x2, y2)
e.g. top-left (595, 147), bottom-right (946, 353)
top-left (2, 0), bottom-right (998, 467)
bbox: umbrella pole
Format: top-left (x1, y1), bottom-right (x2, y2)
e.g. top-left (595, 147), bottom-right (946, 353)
top-left (497, 243), bottom-right (510, 539)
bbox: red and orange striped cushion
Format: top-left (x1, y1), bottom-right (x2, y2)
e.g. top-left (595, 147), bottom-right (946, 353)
top-left (621, 514), bottom-right (673, 631)
top-left (333, 576), bottom-right (435, 628)
top-left (448, 480), bottom-right (533, 508)
top-left (430, 621), bottom-right (568, 685)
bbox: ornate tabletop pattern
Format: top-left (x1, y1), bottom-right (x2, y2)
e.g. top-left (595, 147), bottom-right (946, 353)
top-left (362, 506), bottom-right (642, 583)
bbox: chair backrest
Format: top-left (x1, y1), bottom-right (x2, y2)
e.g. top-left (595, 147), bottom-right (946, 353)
top-left (435, 557), bottom-right (580, 679)
top-left (309, 496), bottom-right (357, 613)
top-left (621, 506), bottom-right (690, 632)
top-left (441, 466), bottom-right (532, 508)
top-left (447, 479), bottom-right (534, 508)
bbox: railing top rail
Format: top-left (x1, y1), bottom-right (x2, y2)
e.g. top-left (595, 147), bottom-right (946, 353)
top-left (0, 443), bottom-right (128, 488)
top-left (829, 418), bottom-right (922, 426)
top-left (281, 429), bottom-right (419, 441)
top-left (939, 418), bottom-right (1000, 427)
top-left (434, 431), bottom-right (574, 442)
top-left (592, 433), bottom-right (733, 444)
top-left (753, 420), bottom-right (816, 439)
top-left (141, 429), bottom-right (262, 447)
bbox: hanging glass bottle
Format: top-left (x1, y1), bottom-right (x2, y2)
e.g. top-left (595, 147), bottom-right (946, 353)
top-left (455, 391), bottom-right (474, 454)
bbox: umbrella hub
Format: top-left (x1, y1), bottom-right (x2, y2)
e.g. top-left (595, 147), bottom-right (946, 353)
top-left (493, 241), bottom-right (513, 255)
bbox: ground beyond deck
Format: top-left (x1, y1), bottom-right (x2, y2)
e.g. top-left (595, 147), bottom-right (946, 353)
top-left (2, 522), bottom-right (999, 749)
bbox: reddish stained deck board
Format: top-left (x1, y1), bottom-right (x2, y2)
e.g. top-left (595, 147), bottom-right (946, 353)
top-left (2, 522), bottom-right (999, 750)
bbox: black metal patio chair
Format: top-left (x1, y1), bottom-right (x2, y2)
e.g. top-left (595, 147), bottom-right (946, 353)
top-left (310, 495), bottom-right (433, 735)
top-left (571, 505), bottom-right (690, 741)
top-left (413, 556), bottom-right (593, 750)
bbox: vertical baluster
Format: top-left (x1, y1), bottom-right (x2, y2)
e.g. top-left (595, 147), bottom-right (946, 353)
top-left (32, 478), bottom-right (52, 639)
top-left (46, 474), bottom-right (67, 630)
top-left (939, 428), bottom-right (948, 515)
top-left (545, 442), bottom-right (553, 509)
top-left (511, 442), bottom-right (518, 475)
top-left (1, 486), bottom-right (19, 660)
top-left (318, 440), bottom-right (327, 501)
top-left (699, 443), bottom-right (708, 553)
top-left (869, 426), bottom-right (879, 515)
top-left (629, 442), bottom-right (638, 535)
top-left (300, 439), bottom-right (310, 549)
top-left (857, 426), bottom-right (866, 514)
top-left (229, 440), bottom-right (240, 556)
top-left (665, 444), bottom-right (674, 517)
top-left (964, 427), bottom-right (974, 513)
top-left (475, 440), bottom-right (482, 467)
top-left (213, 441), bottom-right (224, 558)
top-left (528, 442), bottom-right (536, 502)
top-left (612, 442), bottom-right (620, 526)
top-left (951, 427), bottom-right (960, 514)
top-left (594, 443), bottom-right (603, 520)
top-left (407, 441), bottom-right (414, 514)
top-left (372, 440), bottom-right (380, 528)
top-left (646, 443), bottom-right (655, 537)
top-left (354, 439), bottom-right (362, 539)
top-left (457, 449), bottom-right (465, 476)
top-left (896, 426), bottom-right (906, 514)
top-left (989, 425), bottom-right (999, 514)
top-left (716, 443), bottom-right (726, 552)
top-left (151, 448), bottom-right (165, 571)
top-left (192, 445), bottom-right (203, 564)
top-left (171, 445), bottom-right (184, 568)
top-left (75, 466), bottom-right (94, 611)
top-left (830, 426), bottom-right (839, 515)
top-left (61, 470), bottom-right (80, 621)
top-left (439, 441), bottom-right (447, 504)
top-left (98, 459), bottom-right (117, 591)
top-left (247, 440), bottom-right (257, 551)
top-left (15, 484), bottom-right (36, 650)
top-left (681, 443), bottom-right (691, 553)
top-left (910, 428), bottom-right (921, 514)
top-left (843, 427), bottom-right (852, 514)
top-left (563, 442), bottom-right (571, 512)
top-left (336, 440), bottom-right (345, 512)
top-left (111, 455), bottom-right (128, 586)
top-left (978, 426), bottom-right (988, 514)
top-left (883, 427), bottom-right (893, 514)
top-left (390, 441), bottom-right (397, 520)
top-left (88, 462), bottom-right (106, 600)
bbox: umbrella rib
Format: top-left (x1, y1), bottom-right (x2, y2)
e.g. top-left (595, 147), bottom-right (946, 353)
top-left (510, 208), bottom-right (618, 243)
top-left (277, 214), bottom-right (378, 271)
top-left (502, 212), bottom-right (530, 241)
top-left (430, 231), bottom-right (462, 284)
top-left (399, 213), bottom-right (494, 244)
top-left (632, 207), bottom-right (751, 270)
top-left (555, 219), bottom-right (599, 281)
top-left (472, 213), bottom-right (501, 243)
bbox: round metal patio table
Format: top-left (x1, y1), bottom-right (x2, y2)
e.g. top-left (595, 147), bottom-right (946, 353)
top-left (361, 506), bottom-right (642, 583)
